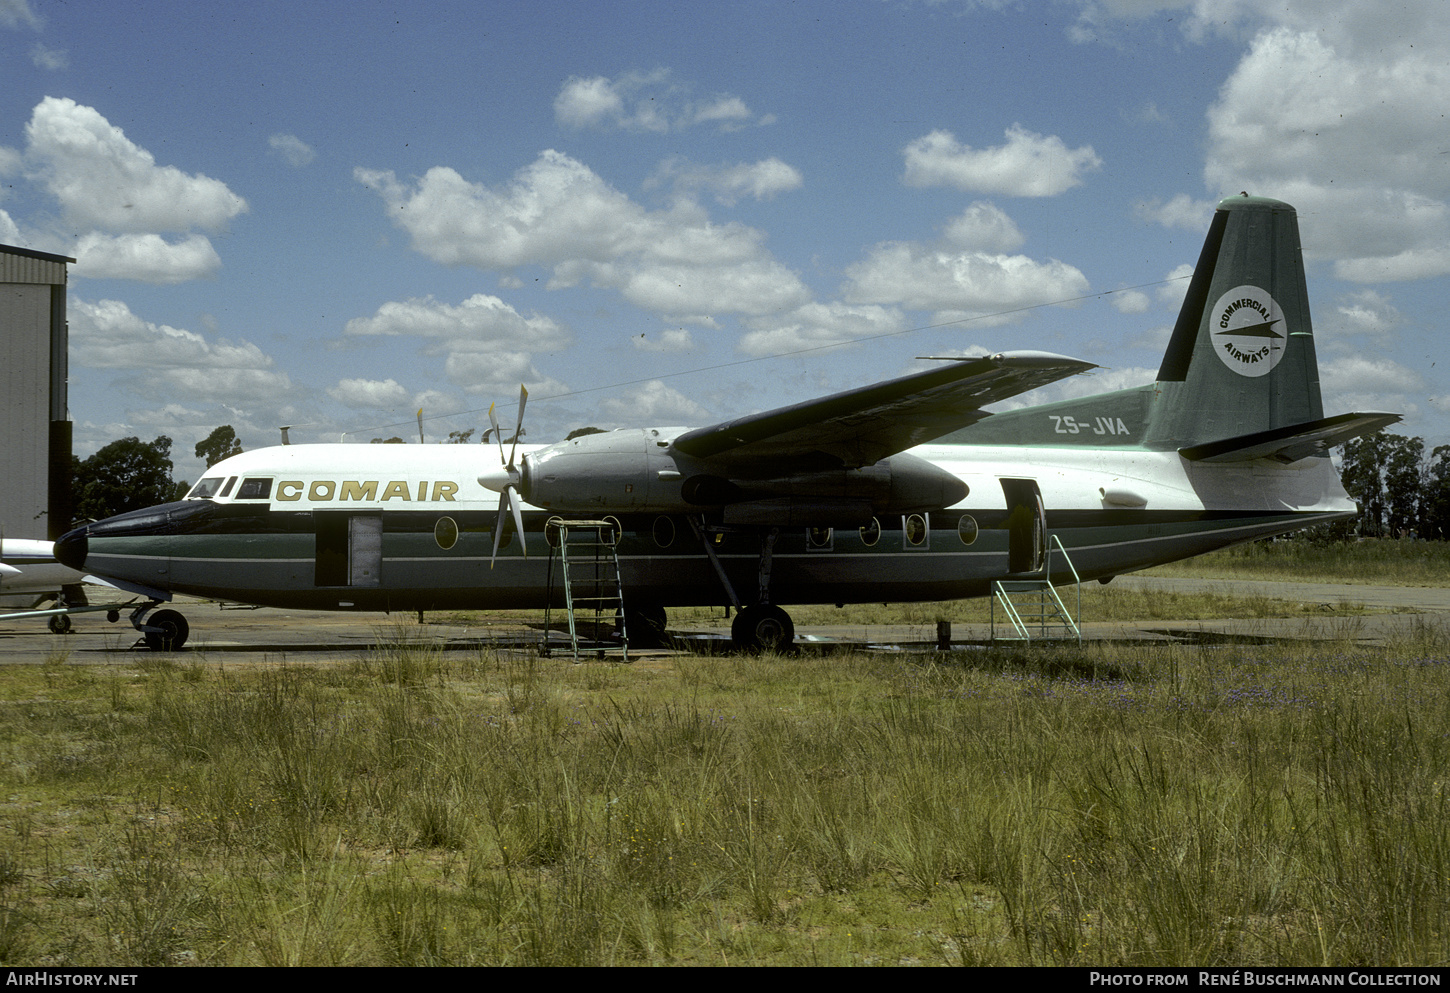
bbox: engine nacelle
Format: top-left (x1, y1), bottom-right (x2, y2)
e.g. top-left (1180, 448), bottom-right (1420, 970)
top-left (524, 428), bottom-right (692, 512)
top-left (520, 429), bottom-right (967, 521)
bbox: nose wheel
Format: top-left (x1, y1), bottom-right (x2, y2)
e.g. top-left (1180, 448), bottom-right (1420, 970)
top-left (130, 603), bottom-right (190, 652)
top-left (143, 609), bottom-right (190, 651)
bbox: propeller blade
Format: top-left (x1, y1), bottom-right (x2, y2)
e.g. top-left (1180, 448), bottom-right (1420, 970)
top-left (488, 485), bottom-right (529, 569)
top-left (488, 402), bottom-right (505, 465)
top-left (507, 385), bottom-right (528, 470)
top-left (509, 485), bottom-right (528, 560)
top-left (490, 487), bottom-right (509, 569)
top-left (417, 408), bottom-right (425, 445)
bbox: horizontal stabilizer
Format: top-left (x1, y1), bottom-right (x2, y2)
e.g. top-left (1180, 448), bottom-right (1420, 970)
top-left (1178, 412), bottom-right (1401, 465)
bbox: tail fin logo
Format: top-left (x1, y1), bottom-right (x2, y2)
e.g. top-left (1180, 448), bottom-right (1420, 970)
top-left (1211, 285), bottom-right (1287, 378)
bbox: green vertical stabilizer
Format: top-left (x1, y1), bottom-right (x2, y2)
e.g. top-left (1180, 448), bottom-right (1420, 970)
top-left (1146, 194), bottom-right (1323, 449)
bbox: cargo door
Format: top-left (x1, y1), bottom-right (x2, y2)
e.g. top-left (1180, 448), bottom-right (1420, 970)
top-left (348, 514), bottom-right (382, 587)
top-left (315, 512), bottom-right (382, 587)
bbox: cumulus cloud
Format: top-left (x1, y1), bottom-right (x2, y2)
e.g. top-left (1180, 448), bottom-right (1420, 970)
top-left (1136, 193), bottom-right (1216, 230)
top-left (1076, 2), bottom-right (1450, 284)
top-left (902, 125), bottom-right (1102, 197)
top-left (356, 151), bottom-right (811, 320)
top-left (71, 298), bottom-right (281, 373)
top-left (553, 74), bottom-right (628, 128)
top-left (1331, 290), bottom-right (1401, 338)
top-left (441, 351), bottom-right (570, 399)
top-left (328, 378), bottom-right (411, 409)
top-left (344, 293), bottom-right (573, 398)
top-left (268, 133), bottom-right (316, 167)
top-left (738, 302), bottom-right (906, 357)
top-left (942, 202), bottom-right (1025, 253)
top-left (1111, 289), bottom-right (1151, 314)
top-left (600, 380), bottom-right (709, 424)
top-left (554, 70), bottom-right (772, 132)
top-left (1157, 264), bottom-right (1195, 308)
top-left (1320, 355), bottom-right (1425, 397)
top-left (1203, 15), bottom-right (1450, 281)
top-left (1336, 245), bottom-right (1450, 285)
top-left (843, 240), bottom-right (1090, 322)
top-left (646, 156), bottom-right (803, 205)
top-left (157, 367), bottom-right (296, 404)
top-left (344, 293), bottom-right (569, 352)
top-left (72, 232), bottom-right (221, 284)
top-left (1, 98), bottom-right (246, 282)
top-left (69, 298), bottom-right (293, 406)
top-left (24, 97), bottom-right (246, 233)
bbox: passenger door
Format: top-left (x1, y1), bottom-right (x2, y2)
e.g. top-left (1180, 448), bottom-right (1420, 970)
top-left (999, 478), bottom-right (1047, 575)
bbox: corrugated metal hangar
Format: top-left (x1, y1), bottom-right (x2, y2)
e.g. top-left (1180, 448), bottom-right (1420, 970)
top-left (2, 244), bottom-right (75, 541)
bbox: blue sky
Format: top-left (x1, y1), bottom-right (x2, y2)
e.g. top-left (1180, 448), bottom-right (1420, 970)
top-left (3, 0), bottom-right (1446, 482)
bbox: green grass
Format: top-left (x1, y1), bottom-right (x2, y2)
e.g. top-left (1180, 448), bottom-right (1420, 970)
top-left (444, 585), bottom-right (1368, 638)
top-left (1146, 537), bottom-right (1450, 587)
top-left (3, 619), bottom-right (1450, 965)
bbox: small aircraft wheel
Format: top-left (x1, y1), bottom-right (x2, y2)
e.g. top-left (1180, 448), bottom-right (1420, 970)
top-left (143, 609), bottom-right (189, 652)
top-left (731, 604), bottom-right (794, 653)
top-left (624, 605), bottom-right (668, 648)
top-left (106, 610), bottom-right (120, 623)
top-left (48, 614), bottom-right (72, 635)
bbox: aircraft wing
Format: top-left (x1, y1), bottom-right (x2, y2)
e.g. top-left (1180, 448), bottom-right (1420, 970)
top-left (670, 351), bottom-right (1095, 474)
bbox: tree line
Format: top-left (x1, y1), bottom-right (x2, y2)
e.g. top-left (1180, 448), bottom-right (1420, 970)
top-left (1333, 433), bottom-right (1450, 540)
top-left (70, 426), bottom-right (241, 523)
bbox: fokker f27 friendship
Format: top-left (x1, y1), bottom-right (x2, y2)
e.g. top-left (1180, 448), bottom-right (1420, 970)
top-left (54, 196), bottom-right (1398, 651)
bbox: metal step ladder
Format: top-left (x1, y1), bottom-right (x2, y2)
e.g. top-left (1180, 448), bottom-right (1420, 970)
top-left (990, 535), bottom-right (1082, 643)
top-left (543, 517), bottom-right (628, 661)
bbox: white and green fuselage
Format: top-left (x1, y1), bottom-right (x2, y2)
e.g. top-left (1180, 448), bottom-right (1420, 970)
top-left (53, 196), bottom-right (1389, 635)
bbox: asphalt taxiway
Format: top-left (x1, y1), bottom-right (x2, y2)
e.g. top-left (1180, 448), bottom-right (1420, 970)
top-left (1, 576), bottom-right (1448, 666)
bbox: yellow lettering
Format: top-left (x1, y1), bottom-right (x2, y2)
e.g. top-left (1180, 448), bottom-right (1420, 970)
top-left (381, 480), bottom-right (411, 501)
top-left (340, 480), bottom-right (378, 501)
top-left (417, 481), bottom-right (428, 501)
top-left (308, 480), bottom-right (336, 501)
top-left (431, 481), bottom-right (458, 502)
top-left (277, 481), bottom-right (304, 501)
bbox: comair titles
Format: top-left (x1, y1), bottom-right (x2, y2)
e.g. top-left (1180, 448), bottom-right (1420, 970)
top-left (275, 480), bottom-right (460, 502)
top-left (1211, 284), bottom-right (1288, 379)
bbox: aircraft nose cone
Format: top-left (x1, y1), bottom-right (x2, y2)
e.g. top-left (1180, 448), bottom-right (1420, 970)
top-left (477, 464), bottom-right (522, 494)
top-left (53, 527), bottom-right (88, 571)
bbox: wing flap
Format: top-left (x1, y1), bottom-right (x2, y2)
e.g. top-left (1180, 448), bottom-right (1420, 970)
top-left (670, 351), bottom-right (1095, 473)
top-left (1179, 412), bottom-right (1402, 464)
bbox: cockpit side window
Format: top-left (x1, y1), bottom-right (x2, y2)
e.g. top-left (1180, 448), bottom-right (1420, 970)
top-left (218, 476), bottom-right (237, 498)
top-left (236, 477), bottom-right (274, 500)
top-left (188, 477), bottom-right (225, 499)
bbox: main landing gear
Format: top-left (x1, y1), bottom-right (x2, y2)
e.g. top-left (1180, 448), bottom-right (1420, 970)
top-left (730, 604), bottom-right (794, 653)
top-left (690, 519), bottom-right (797, 653)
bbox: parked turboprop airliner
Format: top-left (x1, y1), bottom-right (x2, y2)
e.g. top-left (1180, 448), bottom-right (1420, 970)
top-left (53, 196), bottom-right (1398, 651)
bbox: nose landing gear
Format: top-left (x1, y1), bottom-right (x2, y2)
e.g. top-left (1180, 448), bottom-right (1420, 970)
top-left (130, 603), bottom-right (190, 651)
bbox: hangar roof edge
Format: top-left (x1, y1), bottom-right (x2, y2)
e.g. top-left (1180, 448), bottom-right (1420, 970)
top-left (0, 244), bottom-right (76, 264)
